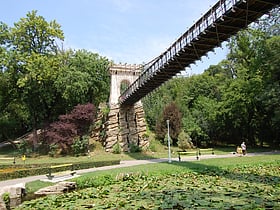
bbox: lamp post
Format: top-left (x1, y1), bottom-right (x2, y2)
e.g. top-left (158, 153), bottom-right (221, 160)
top-left (166, 120), bottom-right (171, 163)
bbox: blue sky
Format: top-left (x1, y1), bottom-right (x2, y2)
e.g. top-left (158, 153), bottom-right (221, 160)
top-left (1, 0), bottom-right (229, 75)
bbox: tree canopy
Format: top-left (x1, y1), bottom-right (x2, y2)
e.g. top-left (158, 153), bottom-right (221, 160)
top-left (0, 11), bottom-right (110, 145)
top-left (143, 9), bottom-right (280, 147)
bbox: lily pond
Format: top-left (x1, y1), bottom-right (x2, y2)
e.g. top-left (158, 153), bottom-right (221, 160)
top-left (16, 155), bottom-right (280, 209)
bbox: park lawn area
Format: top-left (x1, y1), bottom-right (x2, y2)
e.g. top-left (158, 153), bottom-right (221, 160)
top-left (18, 154), bottom-right (280, 210)
top-left (0, 142), bottom-right (275, 165)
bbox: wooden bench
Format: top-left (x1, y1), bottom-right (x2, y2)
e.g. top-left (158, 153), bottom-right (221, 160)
top-left (198, 148), bottom-right (214, 155)
top-left (0, 157), bottom-right (16, 164)
top-left (178, 148), bottom-right (214, 161)
top-left (46, 163), bottom-right (76, 180)
top-left (178, 150), bottom-right (200, 161)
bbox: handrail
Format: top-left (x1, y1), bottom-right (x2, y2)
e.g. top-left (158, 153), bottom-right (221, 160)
top-left (119, 0), bottom-right (279, 105)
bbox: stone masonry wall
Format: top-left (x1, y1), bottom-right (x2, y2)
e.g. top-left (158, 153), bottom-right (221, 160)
top-left (105, 104), bottom-right (148, 152)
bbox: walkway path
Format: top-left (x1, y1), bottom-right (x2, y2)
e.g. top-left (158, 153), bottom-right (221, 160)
top-left (0, 151), bottom-right (278, 188)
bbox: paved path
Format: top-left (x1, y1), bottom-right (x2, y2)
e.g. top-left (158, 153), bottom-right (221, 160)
top-left (0, 151), bottom-right (278, 188)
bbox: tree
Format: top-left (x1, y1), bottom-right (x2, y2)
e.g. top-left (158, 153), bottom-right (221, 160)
top-left (253, 7), bottom-right (280, 36)
top-left (177, 130), bottom-right (194, 151)
top-left (1, 10), bottom-right (64, 149)
top-left (155, 102), bottom-right (182, 145)
top-left (55, 49), bottom-right (110, 108)
top-left (44, 103), bottom-right (95, 155)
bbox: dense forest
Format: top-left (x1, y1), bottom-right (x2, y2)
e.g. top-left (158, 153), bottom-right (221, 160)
top-left (0, 8), bottom-right (279, 154)
top-left (143, 8), bottom-right (280, 148)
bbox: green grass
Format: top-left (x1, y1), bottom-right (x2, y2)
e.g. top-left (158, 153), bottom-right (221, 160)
top-left (25, 180), bottom-right (55, 193)
top-left (0, 143), bottom-right (275, 166)
top-left (18, 154), bottom-right (280, 210)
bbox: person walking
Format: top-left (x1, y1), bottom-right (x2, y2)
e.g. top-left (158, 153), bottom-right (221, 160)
top-left (241, 142), bottom-right (246, 155)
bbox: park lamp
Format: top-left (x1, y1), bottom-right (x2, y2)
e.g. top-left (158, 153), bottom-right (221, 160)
top-left (166, 120), bottom-right (171, 163)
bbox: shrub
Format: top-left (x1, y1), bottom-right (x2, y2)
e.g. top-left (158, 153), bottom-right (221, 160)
top-left (129, 143), bottom-right (142, 153)
top-left (18, 140), bottom-right (33, 156)
top-left (71, 135), bottom-right (89, 156)
top-left (178, 130), bottom-right (194, 151)
top-left (112, 143), bottom-right (121, 154)
top-left (155, 102), bottom-right (182, 145)
top-left (59, 103), bottom-right (95, 135)
top-left (2, 192), bottom-right (10, 209)
top-left (148, 140), bottom-right (157, 152)
top-left (75, 174), bottom-right (115, 189)
top-left (48, 143), bottom-right (59, 157)
top-left (44, 103), bottom-right (96, 155)
top-left (0, 160), bottom-right (120, 181)
top-left (164, 134), bottom-right (173, 146)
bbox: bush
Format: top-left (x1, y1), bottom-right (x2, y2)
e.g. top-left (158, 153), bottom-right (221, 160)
top-left (0, 160), bottom-right (120, 181)
top-left (129, 143), bottom-right (142, 153)
top-left (18, 140), bottom-right (33, 156)
top-left (155, 102), bottom-right (182, 145)
top-left (48, 143), bottom-right (59, 157)
top-left (164, 134), bottom-right (173, 146)
top-left (178, 130), bottom-right (194, 151)
top-left (2, 192), bottom-right (10, 209)
top-left (44, 103), bottom-right (96, 155)
top-left (71, 135), bottom-right (89, 156)
top-left (112, 143), bottom-right (121, 154)
top-left (75, 174), bottom-right (115, 189)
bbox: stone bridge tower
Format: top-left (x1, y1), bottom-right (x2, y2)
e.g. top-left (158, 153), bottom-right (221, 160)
top-left (105, 64), bottom-right (148, 152)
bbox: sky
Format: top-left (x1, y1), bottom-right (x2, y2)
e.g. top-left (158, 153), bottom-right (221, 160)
top-left (1, 0), bottom-right (229, 75)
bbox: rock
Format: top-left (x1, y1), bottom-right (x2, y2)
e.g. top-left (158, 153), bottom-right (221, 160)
top-left (0, 183), bottom-right (26, 209)
top-left (35, 182), bottom-right (76, 195)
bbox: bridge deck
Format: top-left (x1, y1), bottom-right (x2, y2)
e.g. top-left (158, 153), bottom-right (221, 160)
top-left (119, 0), bottom-right (279, 106)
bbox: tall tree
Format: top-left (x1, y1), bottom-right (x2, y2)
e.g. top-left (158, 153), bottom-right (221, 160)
top-left (55, 49), bottom-right (110, 109)
top-left (155, 102), bottom-right (182, 145)
top-left (2, 10), bottom-right (64, 149)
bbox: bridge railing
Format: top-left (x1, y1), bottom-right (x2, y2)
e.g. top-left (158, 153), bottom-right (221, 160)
top-left (119, 0), bottom-right (241, 104)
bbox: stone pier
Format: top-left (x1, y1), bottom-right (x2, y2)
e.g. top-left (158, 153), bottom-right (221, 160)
top-left (104, 64), bottom-right (149, 152)
top-left (105, 104), bottom-right (148, 152)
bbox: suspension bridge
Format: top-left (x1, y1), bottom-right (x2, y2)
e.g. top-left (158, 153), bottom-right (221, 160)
top-left (119, 0), bottom-right (280, 106)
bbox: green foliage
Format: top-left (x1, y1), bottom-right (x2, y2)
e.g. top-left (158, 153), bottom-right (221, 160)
top-left (177, 130), bottom-right (194, 151)
top-left (55, 49), bottom-right (110, 108)
top-left (0, 12), bottom-right (110, 147)
top-left (48, 144), bottom-right (59, 157)
top-left (2, 192), bottom-right (10, 209)
top-left (25, 181), bottom-right (54, 194)
top-left (17, 140), bottom-right (33, 156)
top-left (112, 143), bottom-right (121, 154)
top-left (15, 155), bottom-right (280, 209)
top-left (120, 80), bottom-right (130, 95)
top-left (0, 160), bottom-right (120, 181)
top-left (144, 20), bottom-right (280, 147)
top-left (129, 143), bottom-right (142, 153)
top-left (100, 105), bottom-right (110, 116)
top-left (155, 102), bottom-right (182, 145)
top-left (148, 139), bottom-right (157, 152)
top-left (71, 135), bottom-right (89, 156)
top-left (163, 134), bottom-right (173, 146)
top-left (74, 174), bottom-right (115, 189)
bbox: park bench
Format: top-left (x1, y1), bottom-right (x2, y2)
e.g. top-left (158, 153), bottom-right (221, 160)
top-left (178, 150), bottom-right (200, 161)
top-left (198, 148), bottom-right (214, 155)
top-left (178, 148), bottom-right (214, 161)
top-left (0, 157), bottom-right (16, 164)
top-left (46, 163), bottom-right (76, 180)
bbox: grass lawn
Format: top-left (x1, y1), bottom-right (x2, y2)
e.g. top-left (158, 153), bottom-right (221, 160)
top-left (18, 154), bottom-right (280, 210)
top-left (0, 142), bottom-right (275, 165)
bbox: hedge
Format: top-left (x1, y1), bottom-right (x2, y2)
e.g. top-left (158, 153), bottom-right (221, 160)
top-left (0, 160), bottom-right (120, 181)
